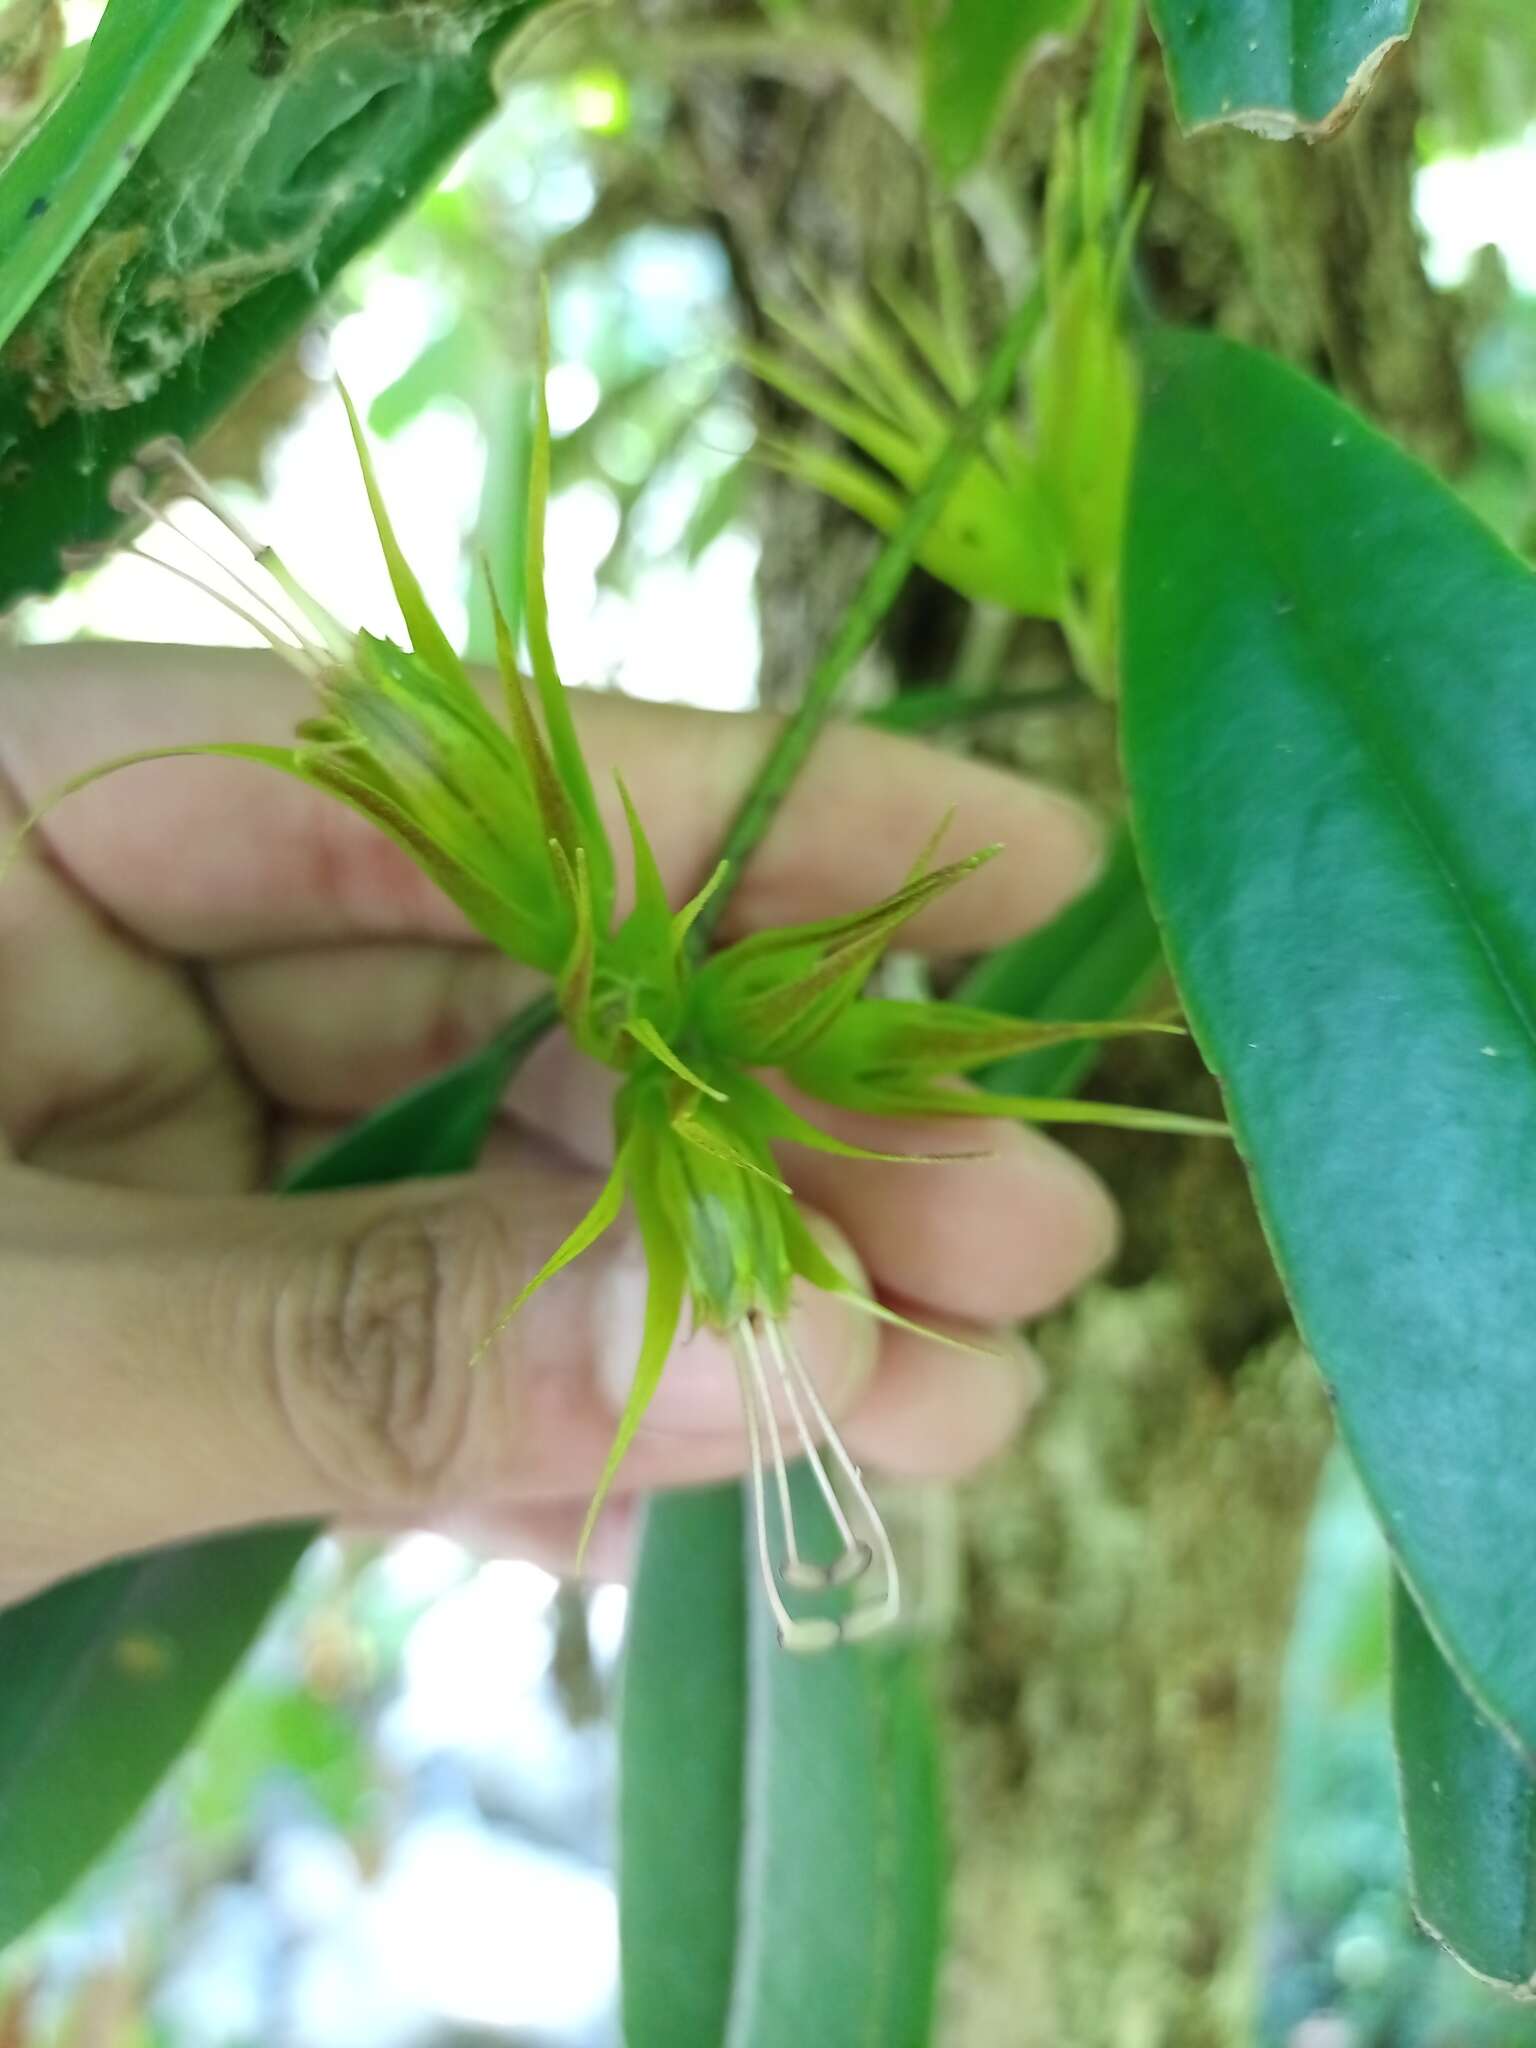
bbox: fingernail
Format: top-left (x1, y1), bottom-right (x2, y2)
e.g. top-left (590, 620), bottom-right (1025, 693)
top-left (1020, 1130), bottom-right (1121, 1286)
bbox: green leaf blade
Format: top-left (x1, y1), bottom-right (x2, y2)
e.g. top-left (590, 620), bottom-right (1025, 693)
top-left (619, 1470), bottom-right (944, 2048)
top-left (1145, 0), bottom-right (1419, 136)
top-left (724, 1517), bottom-right (945, 2048)
top-left (1393, 1573), bottom-right (1536, 1990)
top-left (619, 1483), bottom-right (748, 2046)
top-left (1122, 327), bottom-right (1536, 1751)
top-left (922, 0), bottom-right (1089, 182)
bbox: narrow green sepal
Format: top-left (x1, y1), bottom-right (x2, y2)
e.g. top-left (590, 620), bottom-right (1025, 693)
top-left (339, 381), bottom-right (467, 688)
top-left (724, 1069), bottom-right (981, 1166)
top-left (624, 1017), bottom-right (729, 1101)
top-left (579, 1122), bottom-right (687, 1559)
top-left (524, 298), bottom-right (616, 925)
top-left (486, 567), bottom-right (583, 872)
top-left (472, 1146), bottom-right (630, 1370)
top-left (790, 998), bottom-right (1177, 1095)
top-left (694, 847), bottom-right (998, 1063)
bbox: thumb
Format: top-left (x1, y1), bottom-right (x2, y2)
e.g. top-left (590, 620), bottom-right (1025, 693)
top-left (0, 1156), bottom-right (875, 1604)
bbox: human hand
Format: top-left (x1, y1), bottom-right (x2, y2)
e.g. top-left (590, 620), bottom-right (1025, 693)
top-left (0, 644), bottom-right (1116, 1605)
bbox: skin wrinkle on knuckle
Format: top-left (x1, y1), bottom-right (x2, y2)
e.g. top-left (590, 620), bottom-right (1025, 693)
top-left (265, 1199), bottom-right (501, 1508)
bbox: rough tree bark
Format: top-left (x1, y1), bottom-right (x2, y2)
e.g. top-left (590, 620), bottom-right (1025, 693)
top-left (647, 10), bottom-right (1467, 2043)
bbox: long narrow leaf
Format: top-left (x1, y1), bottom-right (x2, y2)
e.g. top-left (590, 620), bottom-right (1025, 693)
top-left (620, 1471), bottom-right (944, 2048)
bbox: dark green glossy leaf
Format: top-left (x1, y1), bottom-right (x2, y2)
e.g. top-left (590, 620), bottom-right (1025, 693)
top-left (957, 819), bottom-right (1162, 1097)
top-left (0, 1010), bottom-right (550, 1952)
top-left (0, 0), bottom-right (240, 350)
top-left (620, 1470), bottom-right (944, 2047)
top-left (921, 0), bottom-right (1089, 181)
top-left (1145, 0), bottom-right (1419, 136)
top-left (0, 0), bottom-right (543, 610)
top-left (1394, 1573), bottom-right (1536, 1989)
top-left (1122, 327), bottom-right (1536, 1754)
top-left (0, 1527), bottom-right (314, 1952)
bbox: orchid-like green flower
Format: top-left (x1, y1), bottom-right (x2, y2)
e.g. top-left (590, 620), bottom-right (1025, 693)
top-left (23, 349), bottom-right (1216, 1651)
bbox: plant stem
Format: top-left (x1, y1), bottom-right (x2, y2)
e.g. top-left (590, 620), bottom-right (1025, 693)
top-left (688, 277), bottom-right (1047, 953)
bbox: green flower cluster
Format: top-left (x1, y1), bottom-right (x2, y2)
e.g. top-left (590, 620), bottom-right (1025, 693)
top-left (44, 359), bottom-right (1212, 1651)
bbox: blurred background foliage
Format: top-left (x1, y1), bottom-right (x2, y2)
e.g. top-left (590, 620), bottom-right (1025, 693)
top-left (6, 1), bottom-right (1536, 2042)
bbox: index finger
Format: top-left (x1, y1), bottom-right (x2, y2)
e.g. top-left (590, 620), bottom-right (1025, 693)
top-left (0, 643), bottom-right (1103, 957)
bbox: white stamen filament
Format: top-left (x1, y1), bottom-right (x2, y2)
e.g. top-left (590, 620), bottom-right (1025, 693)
top-left (125, 541), bottom-right (322, 676)
top-left (737, 1317), bottom-right (810, 1584)
top-left (141, 440), bottom-right (354, 663)
top-left (760, 1316), bottom-right (870, 1590)
top-left (767, 1317), bottom-right (901, 1641)
top-left (733, 1315), bottom-right (900, 1651)
top-left (732, 1337), bottom-right (838, 1655)
top-left (110, 472), bottom-right (328, 674)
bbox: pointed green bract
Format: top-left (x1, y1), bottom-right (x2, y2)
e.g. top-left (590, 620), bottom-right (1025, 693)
top-left (673, 1109), bottom-right (792, 1192)
top-left (792, 996), bottom-right (1175, 1089)
top-left (579, 1126), bottom-right (688, 1559)
top-left (671, 859), bottom-right (730, 957)
top-left (487, 571), bottom-right (583, 868)
top-left (695, 848), bottom-right (997, 1062)
top-left (624, 1017), bottom-right (728, 1100)
top-left (472, 1147), bottom-right (630, 1369)
top-left (340, 382), bottom-right (467, 687)
top-left (523, 312), bottom-right (615, 923)
top-left (724, 1069), bottom-right (974, 1166)
top-left (614, 774), bottom-right (677, 985)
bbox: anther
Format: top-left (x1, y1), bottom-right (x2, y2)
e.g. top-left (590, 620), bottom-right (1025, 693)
top-left (768, 1319), bottom-right (900, 1636)
top-left (107, 466), bottom-right (147, 514)
top-left (778, 1617), bottom-right (842, 1655)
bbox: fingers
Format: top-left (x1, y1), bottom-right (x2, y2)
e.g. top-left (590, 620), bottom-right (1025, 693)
top-left (839, 1319), bottom-right (1043, 1478)
top-left (0, 645), bottom-right (1102, 960)
top-left (772, 1092), bottom-right (1121, 1324)
top-left (223, 954), bottom-right (1117, 1330)
top-left (0, 1156), bottom-right (876, 1601)
top-left (213, 944), bottom-right (543, 1120)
